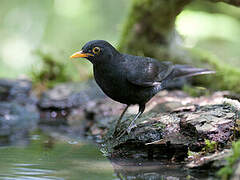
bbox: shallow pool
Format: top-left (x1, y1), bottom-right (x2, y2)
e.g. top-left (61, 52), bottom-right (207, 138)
top-left (0, 129), bottom-right (218, 180)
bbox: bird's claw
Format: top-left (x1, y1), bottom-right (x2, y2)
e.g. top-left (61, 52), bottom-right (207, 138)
top-left (114, 123), bottom-right (137, 140)
top-left (116, 130), bottom-right (127, 140)
top-left (113, 127), bottom-right (126, 139)
top-left (127, 124), bottom-right (137, 134)
top-left (113, 128), bottom-right (120, 137)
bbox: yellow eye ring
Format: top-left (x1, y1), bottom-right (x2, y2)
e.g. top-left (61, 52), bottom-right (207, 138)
top-left (92, 47), bottom-right (101, 55)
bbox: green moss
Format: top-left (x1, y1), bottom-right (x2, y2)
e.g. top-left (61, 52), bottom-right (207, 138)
top-left (153, 122), bottom-right (166, 129)
top-left (203, 139), bottom-right (217, 153)
top-left (188, 149), bottom-right (200, 157)
top-left (217, 140), bottom-right (240, 180)
top-left (183, 84), bottom-right (210, 97)
top-left (30, 50), bottom-right (71, 88)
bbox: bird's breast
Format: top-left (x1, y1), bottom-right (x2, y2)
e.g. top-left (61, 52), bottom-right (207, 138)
top-left (93, 64), bottom-right (131, 103)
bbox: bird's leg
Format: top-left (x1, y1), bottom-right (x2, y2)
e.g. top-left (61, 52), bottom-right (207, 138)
top-left (117, 104), bottom-right (145, 139)
top-left (126, 104), bottom-right (145, 134)
top-left (113, 105), bottom-right (130, 135)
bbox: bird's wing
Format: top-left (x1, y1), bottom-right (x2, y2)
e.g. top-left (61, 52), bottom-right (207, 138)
top-left (125, 56), bottom-right (174, 87)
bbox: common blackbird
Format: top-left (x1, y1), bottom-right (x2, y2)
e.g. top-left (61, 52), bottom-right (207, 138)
top-left (70, 40), bottom-right (215, 136)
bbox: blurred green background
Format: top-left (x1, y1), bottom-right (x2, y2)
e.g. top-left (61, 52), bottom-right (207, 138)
top-left (0, 0), bottom-right (129, 84)
top-left (0, 0), bottom-right (240, 87)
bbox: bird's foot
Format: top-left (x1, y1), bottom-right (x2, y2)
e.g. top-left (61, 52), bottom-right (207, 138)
top-left (113, 127), bottom-right (126, 139)
top-left (127, 123), bottom-right (137, 134)
top-left (115, 130), bottom-right (127, 140)
top-left (113, 128), bottom-right (120, 137)
top-left (115, 123), bottom-right (137, 140)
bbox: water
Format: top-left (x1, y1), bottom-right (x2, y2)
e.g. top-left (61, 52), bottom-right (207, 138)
top-left (0, 130), bottom-right (217, 180)
top-left (0, 131), bottom-right (115, 180)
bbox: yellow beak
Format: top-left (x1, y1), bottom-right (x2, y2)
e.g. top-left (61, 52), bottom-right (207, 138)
top-left (70, 50), bottom-right (94, 58)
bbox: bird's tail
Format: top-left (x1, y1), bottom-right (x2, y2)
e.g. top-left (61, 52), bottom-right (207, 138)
top-left (170, 64), bottom-right (215, 80)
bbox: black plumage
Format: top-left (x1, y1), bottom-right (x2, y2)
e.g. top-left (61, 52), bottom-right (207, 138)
top-left (70, 40), bottom-right (215, 136)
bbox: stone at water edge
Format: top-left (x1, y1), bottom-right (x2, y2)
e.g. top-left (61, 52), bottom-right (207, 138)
top-left (0, 79), bottom-right (39, 145)
top-left (38, 80), bottom-right (105, 110)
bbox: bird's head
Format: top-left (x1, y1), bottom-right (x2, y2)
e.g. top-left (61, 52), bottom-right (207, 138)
top-left (70, 40), bottom-right (119, 64)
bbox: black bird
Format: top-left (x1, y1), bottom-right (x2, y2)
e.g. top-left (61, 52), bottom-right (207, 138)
top-left (70, 40), bottom-right (215, 136)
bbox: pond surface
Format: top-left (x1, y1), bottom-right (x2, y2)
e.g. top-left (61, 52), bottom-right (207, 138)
top-left (0, 130), bottom-right (115, 180)
top-left (0, 129), bottom-right (217, 180)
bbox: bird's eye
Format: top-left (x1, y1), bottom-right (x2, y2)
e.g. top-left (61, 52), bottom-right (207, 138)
top-left (92, 47), bottom-right (101, 55)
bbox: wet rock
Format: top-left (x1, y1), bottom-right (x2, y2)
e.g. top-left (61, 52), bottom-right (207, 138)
top-left (84, 91), bottom-right (237, 162)
top-left (0, 79), bottom-right (39, 145)
top-left (186, 149), bottom-right (231, 169)
top-left (105, 104), bottom-right (235, 161)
